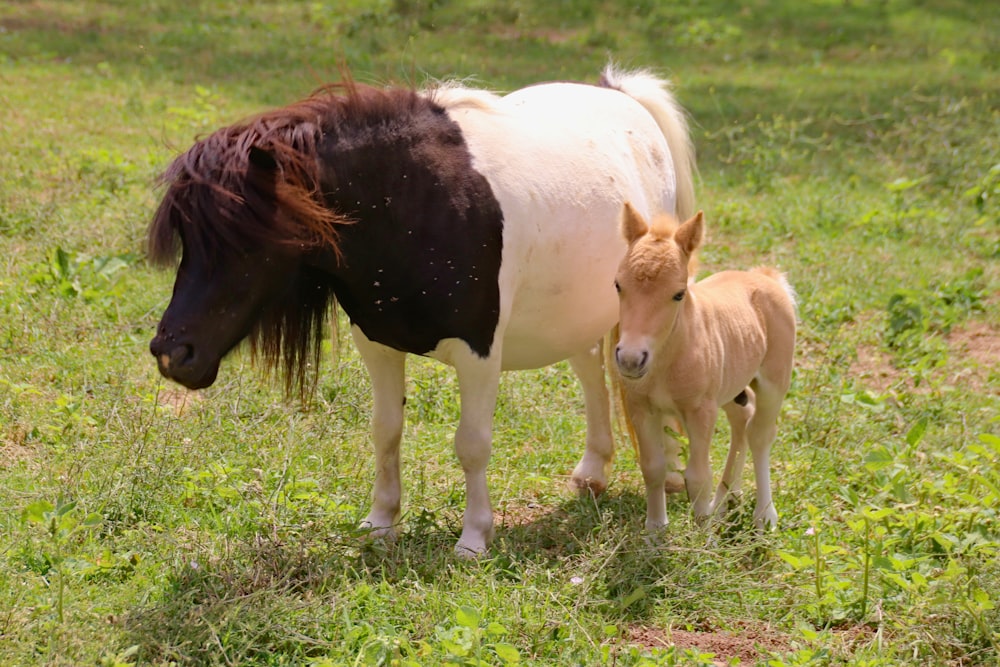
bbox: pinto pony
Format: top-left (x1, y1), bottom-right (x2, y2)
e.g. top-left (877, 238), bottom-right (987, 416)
top-left (147, 67), bottom-right (696, 555)
top-left (612, 204), bottom-right (796, 532)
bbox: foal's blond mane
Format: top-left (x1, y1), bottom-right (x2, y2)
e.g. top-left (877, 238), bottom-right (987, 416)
top-left (623, 211), bottom-right (700, 282)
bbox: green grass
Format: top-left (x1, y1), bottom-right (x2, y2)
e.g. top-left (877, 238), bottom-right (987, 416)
top-left (1, 1), bottom-right (998, 665)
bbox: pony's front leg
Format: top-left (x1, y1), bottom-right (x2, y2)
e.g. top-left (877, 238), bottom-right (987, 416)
top-left (683, 404), bottom-right (718, 524)
top-left (568, 344), bottom-right (614, 495)
top-left (352, 328), bottom-right (407, 540)
top-left (451, 348), bottom-right (503, 557)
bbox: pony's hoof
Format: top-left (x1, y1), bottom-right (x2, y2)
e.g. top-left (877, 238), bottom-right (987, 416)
top-left (571, 456), bottom-right (610, 497)
top-left (664, 472), bottom-right (685, 495)
top-left (572, 476), bottom-right (608, 497)
top-left (358, 517), bottom-right (398, 542)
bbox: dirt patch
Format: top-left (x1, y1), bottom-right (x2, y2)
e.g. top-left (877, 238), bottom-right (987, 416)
top-left (849, 340), bottom-right (905, 394)
top-left (848, 318), bottom-right (999, 396)
top-left (628, 622), bottom-right (793, 664)
top-left (628, 622), bottom-right (879, 664)
top-left (0, 443), bottom-right (31, 465)
top-left (945, 320), bottom-right (1000, 395)
top-left (157, 388), bottom-right (202, 415)
top-left (1, 423), bottom-right (36, 466)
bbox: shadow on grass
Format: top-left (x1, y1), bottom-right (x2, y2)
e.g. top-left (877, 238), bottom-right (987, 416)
top-left (120, 488), bottom-right (781, 663)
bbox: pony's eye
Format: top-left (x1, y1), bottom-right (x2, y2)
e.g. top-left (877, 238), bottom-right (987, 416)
top-left (614, 280), bottom-right (621, 293)
top-left (672, 290), bottom-right (686, 302)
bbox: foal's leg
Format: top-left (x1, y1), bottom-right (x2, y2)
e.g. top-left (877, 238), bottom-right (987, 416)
top-left (661, 415), bottom-right (686, 494)
top-left (353, 328), bottom-right (407, 539)
top-left (683, 403), bottom-right (719, 524)
top-left (711, 388), bottom-right (755, 515)
top-left (746, 379), bottom-right (784, 530)
top-left (569, 343), bottom-right (614, 495)
top-left (627, 399), bottom-right (671, 531)
top-left (449, 346), bottom-right (503, 557)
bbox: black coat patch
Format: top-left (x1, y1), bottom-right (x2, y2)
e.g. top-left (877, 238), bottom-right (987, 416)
top-left (314, 100), bottom-right (504, 358)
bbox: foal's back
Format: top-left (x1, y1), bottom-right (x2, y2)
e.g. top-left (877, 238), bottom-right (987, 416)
top-left (697, 267), bottom-right (797, 335)
top-left (695, 266), bottom-right (797, 393)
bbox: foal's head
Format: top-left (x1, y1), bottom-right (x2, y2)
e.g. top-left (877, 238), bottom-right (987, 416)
top-left (613, 203), bottom-right (704, 379)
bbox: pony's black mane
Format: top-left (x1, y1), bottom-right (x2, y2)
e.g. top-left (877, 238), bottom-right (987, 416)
top-left (148, 81), bottom-right (433, 266)
top-left (147, 81), bottom-right (439, 394)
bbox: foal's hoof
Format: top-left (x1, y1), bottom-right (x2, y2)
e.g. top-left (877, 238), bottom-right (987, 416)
top-left (753, 505), bottom-right (779, 531)
top-left (664, 472), bottom-right (685, 495)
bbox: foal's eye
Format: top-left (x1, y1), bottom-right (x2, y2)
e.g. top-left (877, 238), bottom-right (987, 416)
top-left (672, 290), bottom-right (686, 302)
top-left (614, 280), bottom-right (621, 293)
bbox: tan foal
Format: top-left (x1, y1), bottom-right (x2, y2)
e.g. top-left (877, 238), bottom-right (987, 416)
top-left (613, 203), bottom-right (796, 532)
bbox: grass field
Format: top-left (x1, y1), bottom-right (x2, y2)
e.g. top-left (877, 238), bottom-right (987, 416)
top-left (1, 1), bottom-right (998, 665)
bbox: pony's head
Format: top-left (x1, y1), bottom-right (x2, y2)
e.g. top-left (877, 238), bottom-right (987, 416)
top-left (147, 96), bottom-right (347, 392)
top-left (613, 203), bottom-right (704, 379)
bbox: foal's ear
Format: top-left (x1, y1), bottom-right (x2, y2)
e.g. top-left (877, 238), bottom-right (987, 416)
top-left (248, 146), bottom-right (279, 173)
top-left (675, 210), bottom-right (704, 256)
top-left (620, 202), bottom-right (649, 244)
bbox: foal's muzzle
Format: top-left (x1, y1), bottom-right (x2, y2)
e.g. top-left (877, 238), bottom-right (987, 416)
top-left (615, 345), bottom-right (649, 379)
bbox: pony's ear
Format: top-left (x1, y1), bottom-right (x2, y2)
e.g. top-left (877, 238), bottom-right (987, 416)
top-left (675, 210), bottom-right (704, 256)
top-left (620, 202), bottom-right (649, 244)
top-left (248, 146), bottom-right (279, 173)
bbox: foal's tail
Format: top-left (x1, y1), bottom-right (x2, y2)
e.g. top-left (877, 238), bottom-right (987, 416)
top-left (754, 266), bottom-right (799, 312)
top-left (599, 64), bottom-right (697, 220)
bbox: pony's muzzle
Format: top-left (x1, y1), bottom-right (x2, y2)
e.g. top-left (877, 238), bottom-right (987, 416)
top-left (150, 336), bottom-right (218, 389)
top-left (615, 345), bottom-right (649, 379)
top-left (164, 343), bottom-right (194, 371)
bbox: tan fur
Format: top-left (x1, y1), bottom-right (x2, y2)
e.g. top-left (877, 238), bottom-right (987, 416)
top-left (613, 206), bottom-right (796, 532)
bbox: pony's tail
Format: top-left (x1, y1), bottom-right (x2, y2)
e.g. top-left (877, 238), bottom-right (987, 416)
top-left (601, 64), bottom-right (696, 457)
top-left (599, 64), bottom-right (697, 220)
top-left (603, 324), bottom-right (639, 456)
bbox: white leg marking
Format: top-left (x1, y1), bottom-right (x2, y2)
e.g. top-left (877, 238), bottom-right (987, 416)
top-left (568, 344), bottom-right (615, 495)
top-left (451, 351), bottom-right (503, 557)
top-left (747, 382), bottom-right (783, 530)
top-left (353, 328), bottom-right (407, 540)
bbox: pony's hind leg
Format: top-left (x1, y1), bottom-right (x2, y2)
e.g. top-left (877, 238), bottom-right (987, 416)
top-left (711, 389), bottom-right (754, 517)
top-left (568, 343), bottom-right (614, 496)
top-left (353, 328), bottom-right (407, 540)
